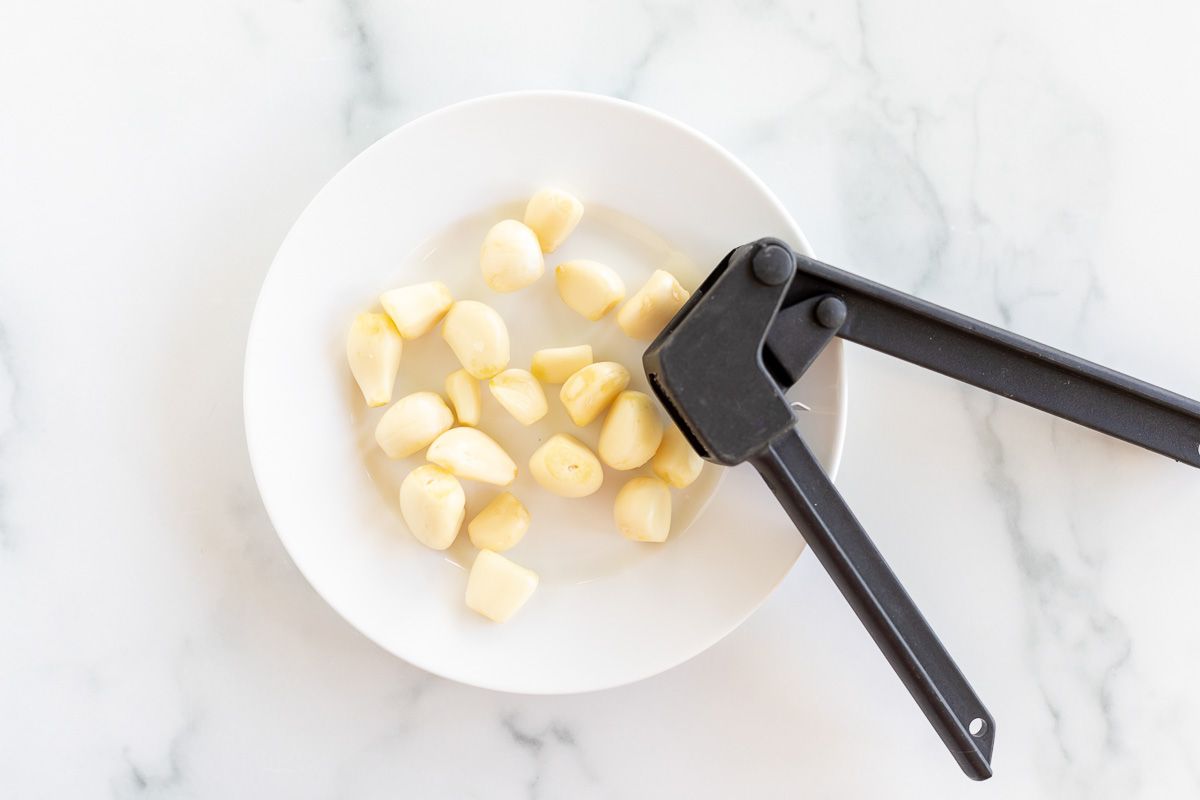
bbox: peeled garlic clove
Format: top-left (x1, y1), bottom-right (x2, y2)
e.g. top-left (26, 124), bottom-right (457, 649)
top-left (559, 361), bottom-right (630, 426)
top-left (652, 424), bottom-right (704, 488)
top-left (465, 549), bottom-right (538, 622)
top-left (531, 345), bottom-right (593, 384)
top-left (488, 369), bottom-right (548, 426)
top-left (379, 281), bottom-right (453, 339)
top-left (555, 260), bottom-right (626, 321)
top-left (468, 492), bottom-right (530, 552)
top-left (441, 300), bottom-right (510, 379)
top-left (617, 269), bottom-right (691, 341)
top-left (480, 220), bottom-right (544, 292)
top-left (346, 312), bottom-right (403, 407)
top-left (523, 187), bottom-right (584, 253)
top-left (374, 391), bottom-right (454, 458)
top-left (614, 476), bottom-right (672, 543)
top-left (445, 369), bottom-right (481, 427)
top-left (427, 427), bottom-right (517, 486)
top-left (399, 464), bottom-right (465, 550)
top-left (528, 433), bottom-right (603, 498)
top-left (598, 390), bottom-right (664, 470)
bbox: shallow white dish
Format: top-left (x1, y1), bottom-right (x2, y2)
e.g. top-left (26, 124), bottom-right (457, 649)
top-left (244, 91), bottom-right (846, 693)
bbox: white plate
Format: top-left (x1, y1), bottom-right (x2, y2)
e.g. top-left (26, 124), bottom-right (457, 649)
top-left (244, 91), bottom-right (846, 694)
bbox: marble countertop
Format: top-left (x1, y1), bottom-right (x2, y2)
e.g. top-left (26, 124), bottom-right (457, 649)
top-left (4, 1), bottom-right (1200, 797)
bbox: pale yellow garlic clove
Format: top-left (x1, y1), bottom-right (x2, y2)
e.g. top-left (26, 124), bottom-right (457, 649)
top-left (598, 391), bottom-right (664, 470)
top-left (531, 345), bottom-right (593, 384)
top-left (346, 312), bottom-right (403, 407)
top-left (614, 476), bottom-right (672, 543)
top-left (444, 369), bottom-right (481, 427)
top-left (554, 260), bottom-right (626, 321)
top-left (467, 492), bottom-right (530, 552)
top-left (399, 464), bottom-right (465, 550)
top-left (652, 424), bottom-right (704, 488)
top-left (374, 391), bottom-right (454, 458)
top-left (528, 433), bottom-right (603, 498)
top-left (480, 220), bottom-right (544, 292)
top-left (441, 300), bottom-right (510, 379)
top-left (465, 549), bottom-right (539, 622)
top-left (616, 269), bottom-right (691, 340)
top-left (523, 187), bottom-right (584, 253)
top-left (426, 427), bottom-right (517, 486)
top-left (488, 369), bottom-right (548, 426)
top-left (379, 281), bottom-right (453, 339)
top-left (559, 361), bottom-right (630, 426)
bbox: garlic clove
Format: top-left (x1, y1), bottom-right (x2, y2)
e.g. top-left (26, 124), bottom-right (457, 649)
top-left (488, 369), bottom-right (548, 426)
top-left (523, 188), bottom-right (584, 253)
top-left (465, 549), bottom-right (539, 622)
top-left (444, 369), bottom-right (482, 427)
top-left (597, 390), bottom-right (664, 470)
top-left (530, 345), bottom-right (593, 384)
top-left (555, 260), bottom-right (625, 320)
top-left (614, 476), bottom-right (672, 543)
top-left (467, 492), bottom-right (530, 552)
top-left (426, 427), bottom-right (517, 486)
top-left (374, 391), bottom-right (454, 458)
top-left (441, 300), bottom-right (511, 379)
top-left (559, 361), bottom-right (630, 427)
top-left (399, 464), bottom-right (465, 550)
top-left (379, 281), bottom-right (454, 339)
top-left (346, 312), bottom-right (403, 407)
top-left (528, 433), bottom-right (604, 498)
top-left (652, 423), bottom-right (704, 488)
top-left (616, 269), bottom-right (690, 341)
top-left (480, 220), bottom-right (544, 292)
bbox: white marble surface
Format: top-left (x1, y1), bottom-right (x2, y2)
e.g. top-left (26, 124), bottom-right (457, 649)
top-left (3, 1), bottom-right (1200, 797)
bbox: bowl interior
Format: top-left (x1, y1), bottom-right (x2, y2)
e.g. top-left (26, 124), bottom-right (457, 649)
top-left (244, 92), bottom-right (846, 693)
top-left (353, 200), bottom-right (726, 584)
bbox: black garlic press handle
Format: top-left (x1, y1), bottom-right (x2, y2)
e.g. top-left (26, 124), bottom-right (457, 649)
top-left (647, 237), bottom-right (1200, 782)
top-left (752, 428), bottom-right (995, 781)
top-left (782, 254), bottom-right (1200, 468)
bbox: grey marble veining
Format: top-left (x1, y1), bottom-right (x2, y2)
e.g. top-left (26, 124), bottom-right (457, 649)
top-left (2, 1), bottom-right (1199, 798)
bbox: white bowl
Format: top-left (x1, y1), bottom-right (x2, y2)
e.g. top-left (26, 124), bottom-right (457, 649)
top-left (244, 91), bottom-right (846, 693)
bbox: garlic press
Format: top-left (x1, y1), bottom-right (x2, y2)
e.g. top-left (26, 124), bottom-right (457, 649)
top-left (644, 238), bottom-right (1200, 780)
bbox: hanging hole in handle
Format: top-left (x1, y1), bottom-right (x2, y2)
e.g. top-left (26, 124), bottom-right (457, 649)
top-left (969, 717), bottom-right (988, 738)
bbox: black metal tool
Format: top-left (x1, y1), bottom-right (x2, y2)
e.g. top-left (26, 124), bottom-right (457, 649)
top-left (644, 238), bottom-right (1200, 781)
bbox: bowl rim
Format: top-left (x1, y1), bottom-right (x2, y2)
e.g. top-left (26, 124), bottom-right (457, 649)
top-left (243, 89), bottom-right (848, 693)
